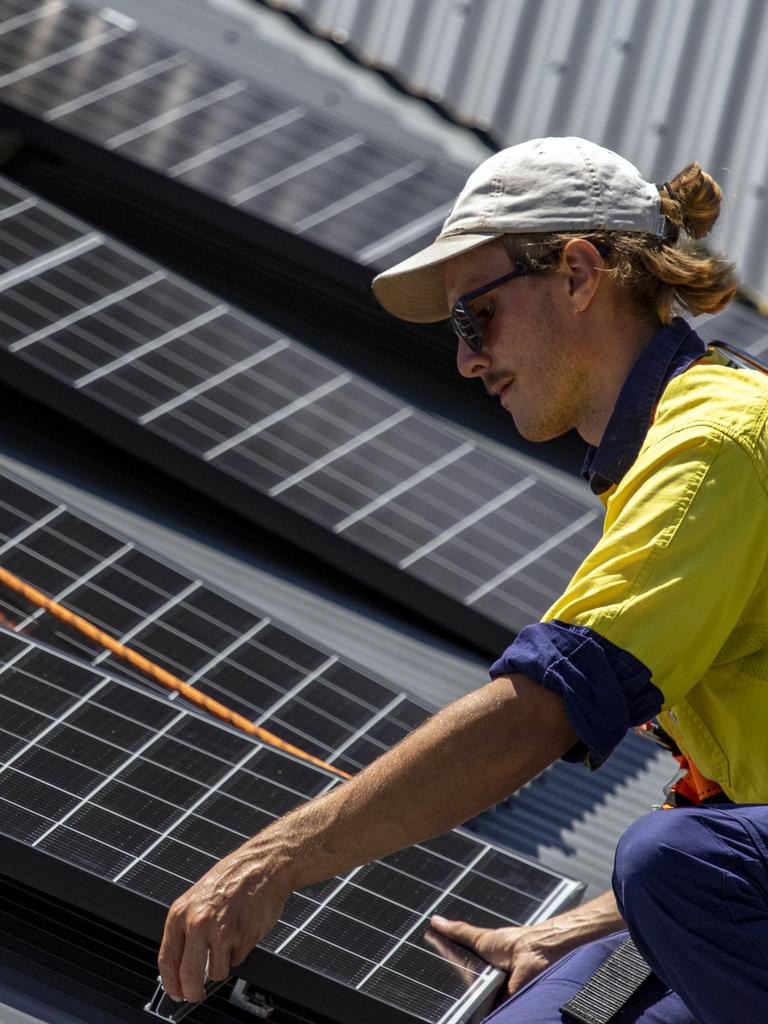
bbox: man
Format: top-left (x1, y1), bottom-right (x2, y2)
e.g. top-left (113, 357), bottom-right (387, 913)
top-left (159, 138), bottom-right (768, 1022)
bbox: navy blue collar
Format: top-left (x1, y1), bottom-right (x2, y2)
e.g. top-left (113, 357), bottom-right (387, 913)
top-left (583, 317), bottom-right (707, 495)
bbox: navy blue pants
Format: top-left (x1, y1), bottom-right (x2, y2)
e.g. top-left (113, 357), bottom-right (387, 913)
top-left (486, 805), bottom-right (768, 1023)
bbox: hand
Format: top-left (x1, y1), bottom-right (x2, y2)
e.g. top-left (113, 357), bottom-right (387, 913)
top-left (427, 915), bottom-right (569, 996)
top-left (158, 844), bottom-right (290, 1003)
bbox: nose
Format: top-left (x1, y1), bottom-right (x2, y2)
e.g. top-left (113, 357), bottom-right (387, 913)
top-left (456, 337), bottom-right (490, 379)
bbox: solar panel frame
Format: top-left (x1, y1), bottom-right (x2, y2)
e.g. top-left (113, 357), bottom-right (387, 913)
top-left (0, 629), bottom-right (582, 1024)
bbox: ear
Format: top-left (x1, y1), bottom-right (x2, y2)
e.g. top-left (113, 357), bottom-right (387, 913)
top-left (558, 239), bottom-right (605, 313)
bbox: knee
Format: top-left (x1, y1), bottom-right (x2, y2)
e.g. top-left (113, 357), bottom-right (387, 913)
top-left (612, 809), bottom-right (707, 916)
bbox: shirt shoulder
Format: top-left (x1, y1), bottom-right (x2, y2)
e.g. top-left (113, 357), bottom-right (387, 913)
top-left (649, 361), bottom-right (768, 467)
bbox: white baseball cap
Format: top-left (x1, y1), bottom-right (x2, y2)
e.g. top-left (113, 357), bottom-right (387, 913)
top-left (371, 137), bottom-right (666, 323)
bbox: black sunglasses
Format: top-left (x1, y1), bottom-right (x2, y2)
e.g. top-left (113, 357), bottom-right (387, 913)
top-left (451, 244), bottom-right (611, 352)
top-left (451, 264), bottom-right (536, 353)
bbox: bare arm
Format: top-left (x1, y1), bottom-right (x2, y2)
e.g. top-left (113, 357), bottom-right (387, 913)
top-left (429, 890), bottom-right (624, 995)
top-left (158, 674), bottom-right (578, 1001)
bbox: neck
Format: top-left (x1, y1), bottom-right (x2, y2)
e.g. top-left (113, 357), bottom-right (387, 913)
top-left (579, 317), bottom-right (661, 446)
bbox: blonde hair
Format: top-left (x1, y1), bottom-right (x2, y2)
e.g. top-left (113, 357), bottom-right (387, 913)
top-left (501, 163), bottom-right (738, 324)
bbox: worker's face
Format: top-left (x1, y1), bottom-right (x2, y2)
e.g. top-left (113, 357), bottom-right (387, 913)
top-left (445, 240), bottom-right (591, 442)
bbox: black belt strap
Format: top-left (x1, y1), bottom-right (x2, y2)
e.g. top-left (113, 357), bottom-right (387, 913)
top-left (560, 937), bottom-right (654, 1024)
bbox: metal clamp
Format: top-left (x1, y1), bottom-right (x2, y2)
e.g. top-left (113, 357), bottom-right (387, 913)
top-left (144, 976), bottom-right (229, 1021)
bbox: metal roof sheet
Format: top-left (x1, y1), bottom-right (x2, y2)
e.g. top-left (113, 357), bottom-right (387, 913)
top-left (265, 0), bottom-right (768, 299)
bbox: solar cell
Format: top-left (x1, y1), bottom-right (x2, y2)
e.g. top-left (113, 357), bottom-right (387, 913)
top-left (0, 630), bottom-right (581, 1024)
top-left (0, 0), bottom-right (463, 270)
top-left (0, 176), bottom-right (605, 651)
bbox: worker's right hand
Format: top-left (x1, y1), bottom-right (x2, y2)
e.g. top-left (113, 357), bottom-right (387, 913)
top-left (158, 842), bottom-right (291, 1004)
top-left (426, 914), bottom-right (569, 996)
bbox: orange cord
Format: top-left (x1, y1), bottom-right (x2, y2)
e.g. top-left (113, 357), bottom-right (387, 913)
top-left (0, 566), bottom-right (351, 780)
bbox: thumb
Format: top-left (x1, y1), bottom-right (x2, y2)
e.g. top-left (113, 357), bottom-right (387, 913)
top-left (430, 915), bottom-right (488, 953)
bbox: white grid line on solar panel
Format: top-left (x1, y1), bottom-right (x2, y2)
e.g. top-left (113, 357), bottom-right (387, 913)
top-left (0, 651), bottom-right (559, 919)
top-left (294, 159), bottom-right (426, 234)
top-left (45, 52), bottom-right (186, 120)
top-left (0, 6), bottom-right (235, 134)
top-left (137, 369), bottom-right (405, 456)
top-left (138, 339), bottom-right (292, 423)
top-left (333, 443), bottom-right (474, 534)
top-left (14, 540), bottom-right (134, 632)
top-left (10, 270), bottom-right (166, 352)
top-left (32, 707), bottom-right (188, 846)
top-left (278, 923), bottom-right (486, 1005)
top-left (0, 204), bottom-right (95, 270)
top-left (354, 844), bottom-right (488, 990)
top-left (0, 31), bottom-right (178, 116)
top-left (465, 509), bottom-right (600, 606)
top-left (230, 133), bottom-right (365, 205)
top-left (398, 478), bottom-right (538, 570)
top-left (105, 79), bottom-right (246, 150)
top-left (0, 660), bottom-right (318, 808)
top-left (168, 107), bottom-right (307, 178)
top-left (325, 695), bottom-right (405, 762)
top-left (0, 666), bottom-right (111, 775)
top-left (279, 462), bottom-right (589, 577)
top-left (182, 619), bottom-right (272, 688)
top-left (0, 503), bottom-right (65, 555)
top-left (0, 483), bottom-right (422, 744)
top-left (24, 296), bottom-right (279, 391)
top-left (301, 462), bottom-right (596, 576)
top-left (112, 737), bottom-right (274, 881)
top-left (0, 1), bottom-right (64, 39)
top-left (407, 501), bottom-right (597, 585)
top-left (0, 233), bottom-right (102, 292)
top-left (90, 579), bottom-right (202, 666)
top-left (0, 197), bottom-right (36, 222)
top-left (267, 408), bottom-right (414, 497)
top-left (355, 203), bottom-right (453, 265)
top-left (0, 17), bottom-right (126, 89)
top-left (253, 654), bottom-right (338, 723)
top-left (44, 39), bottom-right (238, 133)
top-left (74, 304), bottom-right (228, 387)
top-left (203, 372), bottom-right (354, 461)
top-left (407, 526), bottom-right (597, 619)
top-left (126, 84), bottom-right (309, 178)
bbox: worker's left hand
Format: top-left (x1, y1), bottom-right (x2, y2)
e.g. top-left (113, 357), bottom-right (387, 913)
top-left (426, 915), bottom-right (564, 996)
top-left (158, 843), bottom-right (290, 1003)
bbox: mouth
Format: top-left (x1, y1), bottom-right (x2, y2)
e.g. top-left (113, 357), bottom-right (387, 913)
top-left (491, 378), bottom-right (514, 400)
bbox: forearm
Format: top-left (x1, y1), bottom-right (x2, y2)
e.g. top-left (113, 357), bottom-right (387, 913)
top-left (531, 890), bottom-right (624, 955)
top-left (240, 674), bottom-right (577, 892)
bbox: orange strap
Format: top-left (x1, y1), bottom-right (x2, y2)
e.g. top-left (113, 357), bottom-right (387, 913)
top-left (0, 566), bottom-right (351, 780)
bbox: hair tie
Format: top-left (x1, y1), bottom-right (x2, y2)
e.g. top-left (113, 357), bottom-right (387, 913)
top-left (661, 180), bottom-right (680, 203)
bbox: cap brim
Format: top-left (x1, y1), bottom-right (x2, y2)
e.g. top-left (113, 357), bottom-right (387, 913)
top-left (371, 232), bottom-right (501, 323)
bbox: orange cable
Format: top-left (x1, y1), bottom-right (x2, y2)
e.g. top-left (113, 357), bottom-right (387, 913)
top-left (0, 566), bottom-right (351, 780)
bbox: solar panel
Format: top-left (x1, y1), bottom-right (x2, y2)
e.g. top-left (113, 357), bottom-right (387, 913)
top-left (0, 465), bottom-right (438, 777)
top-left (0, 628), bottom-right (581, 1024)
top-left (0, 176), bottom-right (604, 653)
top-left (0, 0), bottom-right (464, 271)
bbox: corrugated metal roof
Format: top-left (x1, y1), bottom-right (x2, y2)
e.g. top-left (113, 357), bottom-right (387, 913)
top-left (264, 0), bottom-right (768, 299)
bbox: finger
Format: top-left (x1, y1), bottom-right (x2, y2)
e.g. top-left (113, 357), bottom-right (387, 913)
top-left (423, 928), bottom-right (476, 987)
top-left (178, 926), bottom-right (211, 1003)
top-left (506, 960), bottom-right (538, 997)
top-left (430, 915), bottom-right (487, 953)
top-left (158, 914), bottom-right (185, 1001)
top-left (206, 937), bottom-right (232, 983)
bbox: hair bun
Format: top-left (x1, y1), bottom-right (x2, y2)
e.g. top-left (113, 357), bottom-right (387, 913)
top-left (660, 162), bottom-right (723, 239)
